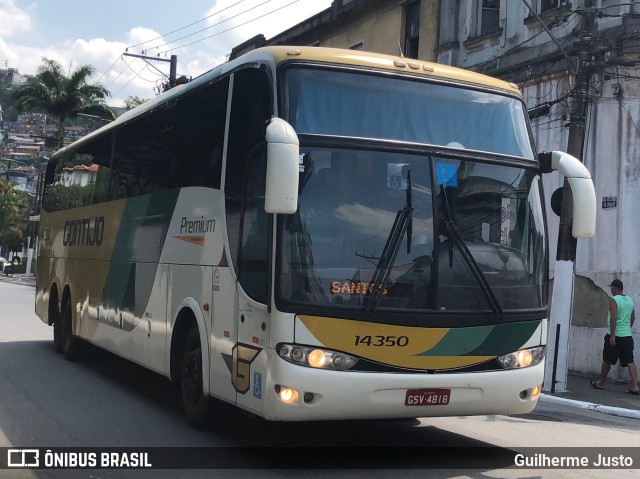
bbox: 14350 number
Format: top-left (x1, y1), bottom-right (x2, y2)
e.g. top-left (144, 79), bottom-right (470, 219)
top-left (354, 335), bottom-right (409, 347)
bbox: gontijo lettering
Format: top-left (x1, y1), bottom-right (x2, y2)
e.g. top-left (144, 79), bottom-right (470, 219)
top-left (180, 216), bottom-right (215, 234)
top-left (63, 217), bottom-right (104, 246)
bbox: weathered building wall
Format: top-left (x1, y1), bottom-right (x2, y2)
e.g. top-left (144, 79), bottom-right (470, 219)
top-left (522, 71), bottom-right (640, 378)
top-left (230, 1), bottom-right (438, 62)
top-left (315, 7), bottom-right (404, 54)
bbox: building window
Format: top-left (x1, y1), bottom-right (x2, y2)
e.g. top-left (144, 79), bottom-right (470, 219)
top-left (540, 0), bottom-right (567, 12)
top-left (480, 0), bottom-right (500, 35)
top-left (404, 1), bottom-right (420, 58)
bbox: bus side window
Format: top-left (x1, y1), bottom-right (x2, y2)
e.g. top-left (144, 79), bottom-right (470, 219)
top-left (171, 77), bottom-right (229, 189)
top-left (225, 66), bottom-right (273, 303)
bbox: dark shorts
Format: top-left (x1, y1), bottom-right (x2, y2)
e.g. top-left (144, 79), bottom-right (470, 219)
top-left (603, 334), bottom-right (635, 366)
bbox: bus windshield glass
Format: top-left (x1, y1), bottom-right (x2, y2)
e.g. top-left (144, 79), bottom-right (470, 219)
top-left (285, 67), bottom-right (534, 159)
top-left (277, 148), bottom-right (547, 313)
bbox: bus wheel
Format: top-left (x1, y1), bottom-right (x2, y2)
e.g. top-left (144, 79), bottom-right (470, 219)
top-left (180, 326), bottom-right (212, 429)
top-left (60, 296), bottom-right (82, 361)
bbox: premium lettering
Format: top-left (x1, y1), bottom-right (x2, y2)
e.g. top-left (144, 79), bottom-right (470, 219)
top-left (63, 216), bottom-right (104, 247)
top-left (180, 216), bottom-right (215, 234)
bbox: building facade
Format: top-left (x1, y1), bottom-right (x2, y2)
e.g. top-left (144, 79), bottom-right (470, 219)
top-left (230, 0), bottom-right (438, 60)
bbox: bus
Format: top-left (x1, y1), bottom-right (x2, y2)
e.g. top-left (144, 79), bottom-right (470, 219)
top-left (35, 46), bottom-right (596, 426)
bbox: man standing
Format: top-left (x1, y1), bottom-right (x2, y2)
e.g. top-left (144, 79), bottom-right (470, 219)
top-left (591, 279), bottom-right (639, 394)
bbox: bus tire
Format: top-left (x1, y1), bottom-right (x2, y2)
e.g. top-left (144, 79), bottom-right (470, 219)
top-left (52, 298), bottom-right (62, 354)
top-left (60, 295), bottom-right (82, 361)
top-left (180, 326), bottom-right (212, 429)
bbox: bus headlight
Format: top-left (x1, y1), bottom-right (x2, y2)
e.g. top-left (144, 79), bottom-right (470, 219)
top-left (498, 346), bottom-right (545, 369)
top-left (278, 344), bottom-right (358, 371)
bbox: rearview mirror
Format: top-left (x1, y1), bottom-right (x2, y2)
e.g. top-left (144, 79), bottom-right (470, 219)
top-left (265, 118), bottom-right (299, 214)
top-left (539, 151), bottom-right (596, 238)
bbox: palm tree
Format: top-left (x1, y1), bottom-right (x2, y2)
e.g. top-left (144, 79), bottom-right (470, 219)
top-left (12, 58), bottom-right (116, 148)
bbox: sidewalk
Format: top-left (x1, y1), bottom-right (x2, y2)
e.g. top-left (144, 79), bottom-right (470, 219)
top-left (541, 373), bottom-right (640, 419)
top-left (2, 275), bottom-right (638, 419)
top-left (0, 273), bottom-right (36, 286)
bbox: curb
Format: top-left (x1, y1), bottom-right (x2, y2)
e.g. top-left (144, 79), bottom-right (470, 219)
top-left (539, 393), bottom-right (640, 420)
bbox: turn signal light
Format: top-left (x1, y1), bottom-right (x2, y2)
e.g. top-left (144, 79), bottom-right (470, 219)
top-left (532, 385), bottom-right (541, 399)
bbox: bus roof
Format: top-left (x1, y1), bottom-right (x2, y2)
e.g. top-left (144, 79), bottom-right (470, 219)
top-left (253, 46), bottom-right (521, 94)
top-left (55, 46), bottom-right (520, 158)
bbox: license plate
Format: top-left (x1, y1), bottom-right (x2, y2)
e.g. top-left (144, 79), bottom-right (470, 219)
top-left (405, 388), bottom-right (451, 406)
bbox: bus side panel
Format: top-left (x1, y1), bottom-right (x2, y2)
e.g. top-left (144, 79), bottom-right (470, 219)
top-left (209, 266), bottom-right (238, 406)
top-left (81, 260), bottom-right (169, 375)
top-left (158, 187), bottom-right (229, 397)
top-left (235, 293), bottom-right (269, 416)
top-left (35, 200), bottom-right (128, 326)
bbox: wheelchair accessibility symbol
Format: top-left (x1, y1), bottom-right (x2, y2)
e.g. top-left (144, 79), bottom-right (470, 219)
top-left (253, 372), bottom-right (262, 399)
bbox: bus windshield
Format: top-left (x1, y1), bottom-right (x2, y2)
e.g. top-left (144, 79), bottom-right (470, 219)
top-left (277, 147), bottom-right (547, 314)
top-left (285, 67), bottom-right (534, 159)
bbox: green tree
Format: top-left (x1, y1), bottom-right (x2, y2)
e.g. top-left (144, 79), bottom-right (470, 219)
top-left (124, 95), bottom-right (148, 111)
top-left (0, 178), bottom-right (28, 253)
top-left (11, 58), bottom-right (116, 148)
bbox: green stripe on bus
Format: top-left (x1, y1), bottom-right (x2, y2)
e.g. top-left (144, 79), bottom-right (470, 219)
top-left (416, 321), bottom-right (539, 357)
top-left (102, 190), bottom-right (180, 324)
top-left (467, 321), bottom-right (540, 356)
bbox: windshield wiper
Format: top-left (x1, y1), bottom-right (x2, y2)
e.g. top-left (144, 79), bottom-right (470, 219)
top-left (440, 186), bottom-right (504, 319)
top-left (364, 171), bottom-right (413, 316)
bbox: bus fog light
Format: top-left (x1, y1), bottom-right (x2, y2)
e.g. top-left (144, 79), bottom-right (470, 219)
top-left (498, 347), bottom-right (545, 369)
top-left (276, 385), bottom-right (299, 404)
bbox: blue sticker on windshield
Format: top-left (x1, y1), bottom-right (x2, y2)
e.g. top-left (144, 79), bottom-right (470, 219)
top-left (436, 163), bottom-right (458, 187)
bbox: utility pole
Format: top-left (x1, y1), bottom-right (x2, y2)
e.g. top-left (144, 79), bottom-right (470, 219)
top-left (122, 52), bottom-right (178, 91)
top-left (543, 1), bottom-right (597, 393)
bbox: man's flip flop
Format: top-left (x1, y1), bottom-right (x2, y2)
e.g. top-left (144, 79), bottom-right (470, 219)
top-left (626, 389), bottom-right (640, 395)
top-left (590, 379), bottom-right (604, 390)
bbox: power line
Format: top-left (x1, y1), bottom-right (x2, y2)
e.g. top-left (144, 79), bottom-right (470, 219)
top-left (128, 0), bottom-right (249, 49)
top-left (104, 59), bottom-right (129, 89)
top-left (144, 0), bottom-right (275, 52)
top-left (159, 0), bottom-right (302, 54)
top-left (95, 55), bottom-right (123, 84)
top-left (112, 61), bottom-right (148, 98)
top-left (120, 57), bottom-right (160, 83)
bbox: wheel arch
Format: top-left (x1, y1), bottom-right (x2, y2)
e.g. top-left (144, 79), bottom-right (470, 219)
top-left (168, 298), bottom-right (210, 396)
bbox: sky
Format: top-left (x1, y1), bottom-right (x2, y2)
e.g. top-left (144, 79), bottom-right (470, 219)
top-left (0, 0), bottom-right (334, 106)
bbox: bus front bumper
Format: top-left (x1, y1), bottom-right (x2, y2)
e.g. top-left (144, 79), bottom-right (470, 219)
top-left (263, 356), bottom-right (544, 421)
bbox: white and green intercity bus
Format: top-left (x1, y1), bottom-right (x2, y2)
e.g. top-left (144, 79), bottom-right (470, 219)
top-left (35, 46), bottom-right (596, 427)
